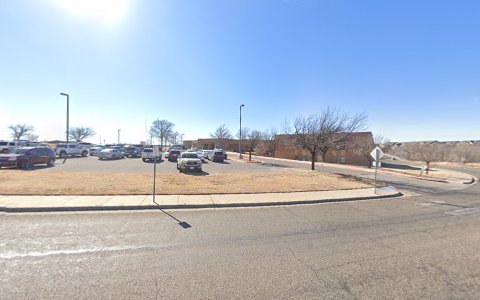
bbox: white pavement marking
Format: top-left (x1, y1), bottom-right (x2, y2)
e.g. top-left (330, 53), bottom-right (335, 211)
top-left (0, 244), bottom-right (173, 260)
top-left (446, 207), bottom-right (480, 216)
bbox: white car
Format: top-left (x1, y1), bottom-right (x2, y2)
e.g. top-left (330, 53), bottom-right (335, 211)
top-left (177, 152), bottom-right (202, 173)
top-left (98, 148), bottom-right (124, 160)
top-left (89, 146), bottom-right (104, 156)
top-left (142, 148), bottom-right (161, 162)
top-left (196, 150), bottom-right (206, 162)
top-left (56, 144), bottom-right (89, 158)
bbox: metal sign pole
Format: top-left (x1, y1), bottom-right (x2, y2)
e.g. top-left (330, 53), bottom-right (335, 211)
top-left (374, 149), bottom-right (379, 194)
top-left (153, 156), bottom-right (157, 202)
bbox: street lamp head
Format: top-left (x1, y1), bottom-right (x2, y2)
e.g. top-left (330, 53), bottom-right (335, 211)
top-left (60, 92), bottom-right (68, 96)
top-left (240, 104), bottom-right (245, 107)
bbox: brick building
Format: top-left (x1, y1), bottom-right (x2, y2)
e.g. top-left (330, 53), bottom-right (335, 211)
top-left (275, 132), bottom-right (374, 166)
top-left (184, 138), bottom-right (239, 151)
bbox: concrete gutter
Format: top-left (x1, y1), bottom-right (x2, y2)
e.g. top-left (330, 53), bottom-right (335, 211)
top-left (0, 186), bottom-right (402, 213)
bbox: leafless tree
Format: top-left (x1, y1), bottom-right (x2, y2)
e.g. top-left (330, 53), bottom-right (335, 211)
top-left (8, 124), bottom-right (34, 141)
top-left (260, 128), bottom-right (280, 157)
top-left (403, 142), bottom-right (440, 174)
top-left (167, 131), bottom-right (181, 145)
top-left (26, 133), bottom-right (39, 142)
top-left (291, 108), bottom-right (367, 170)
top-left (68, 127), bottom-right (95, 142)
top-left (150, 119), bottom-right (175, 148)
top-left (242, 128), bottom-right (263, 161)
top-left (210, 124), bottom-right (233, 148)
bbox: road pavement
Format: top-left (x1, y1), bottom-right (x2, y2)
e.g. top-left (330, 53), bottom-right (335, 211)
top-left (1, 168), bottom-right (479, 299)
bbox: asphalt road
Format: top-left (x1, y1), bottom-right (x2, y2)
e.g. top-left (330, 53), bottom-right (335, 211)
top-left (31, 155), bottom-right (287, 174)
top-left (2, 167), bottom-right (479, 299)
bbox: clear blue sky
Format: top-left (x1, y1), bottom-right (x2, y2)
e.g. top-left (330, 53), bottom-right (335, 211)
top-left (1, 0), bottom-right (479, 143)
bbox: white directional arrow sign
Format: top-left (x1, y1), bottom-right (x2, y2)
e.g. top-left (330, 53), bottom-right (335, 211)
top-left (370, 146), bottom-right (384, 161)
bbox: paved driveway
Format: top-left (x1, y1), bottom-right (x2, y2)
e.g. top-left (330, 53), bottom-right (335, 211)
top-left (36, 156), bottom-right (288, 174)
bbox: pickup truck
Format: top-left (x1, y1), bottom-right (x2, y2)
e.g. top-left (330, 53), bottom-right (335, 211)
top-left (177, 152), bottom-right (202, 173)
top-left (55, 144), bottom-right (89, 158)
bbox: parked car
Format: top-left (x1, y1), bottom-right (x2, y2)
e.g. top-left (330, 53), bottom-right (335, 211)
top-left (203, 150), bottom-right (213, 160)
top-left (0, 141), bottom-right (24, 153)
top-left (164, 151), bottom-right (170, 160)
top-left (55, 144), bottom-right (89, 158)
top-left (89, 146), bottom-right (104, 156)
top-left (177, 152), bottom-right (202, 173)
top-left (141, 147), bottom-right (161, 162)
top-left (97, 148), bottom-right (125, 160)
top-left (196, 150), bottom-right (206, 162)
top-left (216, 148), bottom-right (227, 159)
top-left (0, 147), bottom-right (55, 169)
top-left (124, 146), bottom-right (141, 158)
top-left (209, 150), bottom-right (225, 162)
top-left (168, 150), bottom-right (181, 162)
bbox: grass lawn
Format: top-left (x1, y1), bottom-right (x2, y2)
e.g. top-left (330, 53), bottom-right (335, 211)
top-left (0, 169), bottom-right (373, 195)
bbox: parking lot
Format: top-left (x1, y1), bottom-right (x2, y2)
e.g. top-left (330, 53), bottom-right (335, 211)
top-left (33, 155), bottom-right (291, 174)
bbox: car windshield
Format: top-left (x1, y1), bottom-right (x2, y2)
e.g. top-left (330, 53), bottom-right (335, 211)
top-left (0, 142), bottom-right (8, 146)
top-left (143, 149), bottom-right (153, 152)
top-left (182, 153), bottom-right (198, 158)
top-left (11, 148), bottom-right (30, 154)
top-left (215, 152), bottom-right (223, 155)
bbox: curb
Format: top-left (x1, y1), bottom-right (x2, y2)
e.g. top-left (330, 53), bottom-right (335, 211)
top-left (1, 191), bottom-right (403, 213)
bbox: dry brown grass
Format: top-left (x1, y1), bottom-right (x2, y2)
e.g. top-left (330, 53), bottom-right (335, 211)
top-left (0, 169), bottom-right (372, 195)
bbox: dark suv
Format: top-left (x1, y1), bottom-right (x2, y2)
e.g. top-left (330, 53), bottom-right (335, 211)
top-left (168, 150), bottom-right (181, 162)
top-left (124, 146), bottom-right (141, 158)
top-left (211, 151), bottom-right (225, 162)
top-left (0, 147), bottom-right (56, 169)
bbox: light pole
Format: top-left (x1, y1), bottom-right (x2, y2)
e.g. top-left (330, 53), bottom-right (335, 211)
top-left (59, 93), bottom-right (69, 146)
top-left (180, 133), bottom-right (184, 145)
top-left (239, 104), bottom-right (245, 159)
top-left (117, 129), bottom-right (121, 144)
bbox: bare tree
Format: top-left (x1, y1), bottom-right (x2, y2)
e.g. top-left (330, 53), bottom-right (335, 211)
top-left (210, 124), bottom-right (233, 148)
top-left (291, 108), bottom-right (367, 170)
top-left (150, 119), bottom-right (175, 148)
top-left (260, 128), bottom-right (280, 157)
top-left (403, 142), bottom-right (440, 174)
top-left (8, 124), bottom-right (34, 141)
top-left (26, 133), bottom-right (39, 142)
top-left (167, 131), bottom-right (181, 145)
top-left (68, 127), bottom-right (95, 142)
top-left (242, 128), bottom-right (263, 161)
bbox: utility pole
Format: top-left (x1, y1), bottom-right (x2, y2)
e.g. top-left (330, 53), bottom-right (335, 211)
top-left (59, 93), bottom-right (69, 146)
top-left (117, 129), bottom-right (121, 144)
top-left (239, 104), bottom-right (245, 159)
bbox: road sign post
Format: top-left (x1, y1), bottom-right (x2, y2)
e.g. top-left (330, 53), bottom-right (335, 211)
top-left (370, 146), bottom-right (384, 195)
top-left (152, 146), bottom-right (160, 202)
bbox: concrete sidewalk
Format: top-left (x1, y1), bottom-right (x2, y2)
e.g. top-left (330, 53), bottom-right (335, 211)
top-left (0, 186), bottom-right (401, 212)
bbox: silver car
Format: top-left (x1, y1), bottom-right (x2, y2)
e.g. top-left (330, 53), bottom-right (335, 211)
top-left (98, 148), bottom-right (124, 160)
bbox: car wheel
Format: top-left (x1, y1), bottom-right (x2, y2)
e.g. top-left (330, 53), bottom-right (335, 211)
top-left (22, 161), bottom-right (31, 170)
top-left (1, 149), bottom-right (8, 154)
top-left (47, 158), bottom-right (55, 167)
top-left (81, 151), bottom-right (88, 157)
top-left (59, 151), bottom-right (67, 158)
top-left (99, 157), bottom-right (103, 160)
top-left (142, 158), bottom-right (146, 162)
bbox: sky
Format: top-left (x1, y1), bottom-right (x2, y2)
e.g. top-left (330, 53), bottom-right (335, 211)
top-left (0, 0), bottom-right (479, 144)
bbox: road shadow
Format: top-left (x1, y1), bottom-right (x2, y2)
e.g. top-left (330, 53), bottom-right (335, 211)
top-left (142, 160), bottom-right (164, 164)
top-left (261, 163), bottom-right (292, 168)
top-left (152, 199), bottom-right (192, 229)
top-left (214, 161), bottom-right (230, 164)
top-left (382, 162), bottom-right (421, 170)
top-left (181, 170), bottom-right (210, 176)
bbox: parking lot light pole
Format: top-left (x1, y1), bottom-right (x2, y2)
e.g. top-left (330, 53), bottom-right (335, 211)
top-left (239, 104), bottom-right (245, 159)
top-left (118, 129), bottom-right (121, 144)
top-left (59, 93), bottom-right (69, 146)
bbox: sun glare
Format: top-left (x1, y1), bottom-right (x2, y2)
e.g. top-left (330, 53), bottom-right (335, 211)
top-left (51, 0), bottom-right (132, 25)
